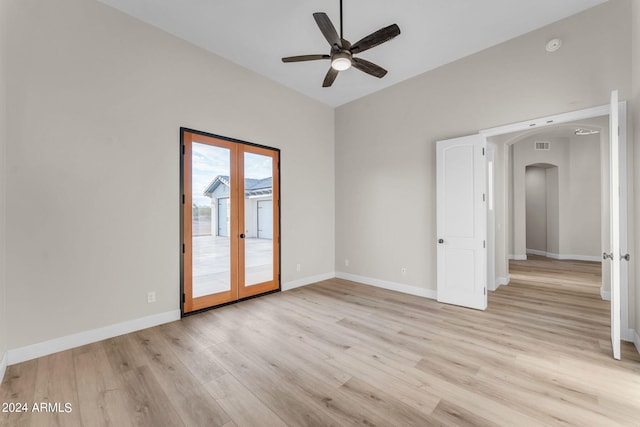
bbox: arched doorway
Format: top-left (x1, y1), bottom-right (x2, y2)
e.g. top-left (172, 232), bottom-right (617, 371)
top-left (525, 163), bottom-right (560, 258)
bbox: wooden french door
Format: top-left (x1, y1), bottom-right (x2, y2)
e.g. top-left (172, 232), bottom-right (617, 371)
top-left (181, 128), bottom-right (280, 314)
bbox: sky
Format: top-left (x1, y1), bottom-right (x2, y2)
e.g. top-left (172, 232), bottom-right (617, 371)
top-left (191, 142), bottom-right (272, 207)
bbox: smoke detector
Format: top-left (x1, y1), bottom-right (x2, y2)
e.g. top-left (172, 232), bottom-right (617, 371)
top-left (545, 38), bottom-right (562, 52)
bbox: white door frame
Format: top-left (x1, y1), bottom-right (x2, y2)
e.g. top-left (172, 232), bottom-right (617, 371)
top-left (487, 146), bottom-right (496, 291)
top-left (479, 101), bottom-right (632, 343)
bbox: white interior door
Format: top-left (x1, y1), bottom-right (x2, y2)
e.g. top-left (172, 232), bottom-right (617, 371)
top-left (437, 134), bottom-right (487, 310)
top-left (609, 90), bottom-right (622, 360)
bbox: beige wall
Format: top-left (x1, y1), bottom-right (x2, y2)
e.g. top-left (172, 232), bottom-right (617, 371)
top-left (0, 0), bottom-right (8, 365)
top-left (5, 0), bottom-right (335, 349)
top-left (336, 1), bottom-right (631, 293)
top-left (568, 134), bottom-right (603, 256)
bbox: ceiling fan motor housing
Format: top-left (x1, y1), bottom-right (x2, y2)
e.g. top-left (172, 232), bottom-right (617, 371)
top-left (331, 51), bottom-right (352, 71)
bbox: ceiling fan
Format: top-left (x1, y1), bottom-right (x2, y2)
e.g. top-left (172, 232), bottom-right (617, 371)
top-left (282, 0), bottom-right (401, 88)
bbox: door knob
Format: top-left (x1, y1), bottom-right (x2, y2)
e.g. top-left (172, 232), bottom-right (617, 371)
top-left (438, 239), bottom-right (444, 244)
top-left (240, 234), bottom-right (246, 239)
top-left (621, 253), bottom-right (630, 261)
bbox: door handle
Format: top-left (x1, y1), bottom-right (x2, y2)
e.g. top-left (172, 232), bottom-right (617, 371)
top-left (621, 253), bottom-right (630, 261)
top-left (603, 252), bottom-right (613, 260)
top-left (240, 234), bottom-right (246, 239)
top-left (438, 239), bottom-right (444, 244)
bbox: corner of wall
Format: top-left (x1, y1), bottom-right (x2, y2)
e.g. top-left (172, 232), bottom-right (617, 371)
top-left (282, 272), bottom-right (336, 291)
top-left (0, 0), bottom-right (9, 385)
top-left (0, 352), bottom-right (6, 385)
top-left (335, 271), bottom-right (437, 300)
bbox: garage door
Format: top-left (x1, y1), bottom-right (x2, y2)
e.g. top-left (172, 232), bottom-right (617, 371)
top-left (257, 199), bottom-right (273, 239)
top-left (217, 197), bottom-right (229, 237)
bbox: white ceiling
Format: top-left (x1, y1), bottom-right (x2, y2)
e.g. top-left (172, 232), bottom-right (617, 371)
top-left (97, 0), bottom-right (607, 107)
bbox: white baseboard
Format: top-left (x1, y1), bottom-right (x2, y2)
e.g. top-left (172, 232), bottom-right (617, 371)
top-left (526, 250), bottom-right (601, 262)
top-left (493, 275), bottom-right (510, 291)
top-left (336, 272), bottom-right (437, 300)
top-left (0, 351), bottom-right (7, 384)
top-left (282, 272), bottom-right (336, 291)
top-left (510, 254), bottom-right (527, 260)
top-left (550, 253), bottom-right (602, 262)
top-left (600, 288), bottom-right (611, 301)
top-left (623, 328), bottom-right (635, 343)
top-left (634, 330), bottom-right (640, 355)
top-left (488, 276), bottom-right (506, 292)
top-left (526, 249), bottom-right (547, 257)
top-left (7, 309), bottom-right (181, 365)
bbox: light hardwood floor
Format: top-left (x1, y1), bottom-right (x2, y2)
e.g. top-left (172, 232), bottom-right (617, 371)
top-left (2, 257), bottom-right (639, 426)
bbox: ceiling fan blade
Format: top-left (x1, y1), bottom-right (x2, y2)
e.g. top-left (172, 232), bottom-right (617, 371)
top-left (282, 54), bottom-right (330, 63)
top-left (350, 24), bottom-right (401, 54)
top-left (322, 67), bottom-right (339, 87)
top-left (352, 58), bottom-right (387, 78)
top-left (313, 12), bottom-right (341, 49)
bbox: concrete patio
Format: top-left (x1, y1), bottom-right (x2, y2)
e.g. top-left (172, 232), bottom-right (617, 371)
top-left (192, 235), bottom-right (273, 297)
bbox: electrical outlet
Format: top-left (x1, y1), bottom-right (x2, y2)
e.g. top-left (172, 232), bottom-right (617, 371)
top-left (296, 263), bottom-right (301, 272)
top-left (147, 291), bottom-right (156, 303)
top-left (345, 259), bottom-right (350, 267)
top-left (401, 267), bottom-right (407, 276)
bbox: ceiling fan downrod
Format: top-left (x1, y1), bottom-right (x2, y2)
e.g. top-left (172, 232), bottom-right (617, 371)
top-left (340, 0), bottom-right (344, 40)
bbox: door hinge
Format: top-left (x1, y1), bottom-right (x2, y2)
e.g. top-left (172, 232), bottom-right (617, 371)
top-left (482, 147), bottom-right (485, 155)
top-left (484, 288), bottom-right (486, 295)
top-left (182, 243), bottom-right (185, 254)
top-left (182, 293), bottom-right (186, 303)
top-left (182, 145), bottom-right (185, 155)
top-left (483, 240), bottom-right (486, 248)
top-left (483, 193), bottom-right (486, 202)
top-left (182, 194), bottom-right (185, 204)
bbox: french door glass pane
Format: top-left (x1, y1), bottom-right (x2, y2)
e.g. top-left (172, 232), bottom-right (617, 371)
top-left (192, 142), bottom-right (231, 298)
top-left (244, 152), bottom-right (274, 286)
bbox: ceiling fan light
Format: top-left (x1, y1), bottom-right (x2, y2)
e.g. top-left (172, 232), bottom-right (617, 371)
top-left (331, 52), bottom-right (352, 71)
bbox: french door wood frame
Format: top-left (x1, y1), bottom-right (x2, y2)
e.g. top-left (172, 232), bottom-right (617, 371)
top-left (180, 127), bottom-right (280, 316)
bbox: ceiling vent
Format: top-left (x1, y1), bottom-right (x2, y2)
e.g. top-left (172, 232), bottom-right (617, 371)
top-left (535, 141), bottom-right (551, 151)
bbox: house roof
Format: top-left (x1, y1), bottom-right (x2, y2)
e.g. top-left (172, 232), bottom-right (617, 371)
top-left (203, 175), bottom-right (272, 198)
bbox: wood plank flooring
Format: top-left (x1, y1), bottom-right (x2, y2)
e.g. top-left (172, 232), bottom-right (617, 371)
top-left (2, 257), bottom-right (639, 426)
